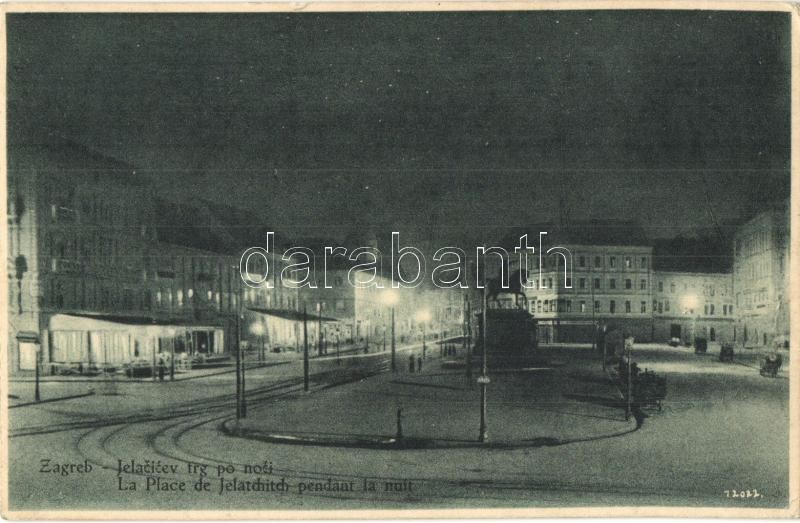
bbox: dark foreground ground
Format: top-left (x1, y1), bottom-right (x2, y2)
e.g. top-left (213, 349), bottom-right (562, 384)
top-left (6, 343), bottom-right (790, 512)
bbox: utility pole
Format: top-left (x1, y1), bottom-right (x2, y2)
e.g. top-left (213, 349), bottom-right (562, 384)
top-left (465, 296), bottom-right (473, 382)
top-left (34, 346), bottom-right (41, 402)
top-left (317, 304), bottom-right (323, 356)
top-left (625, 338), bottom-right (633, 421)
top-left (235, 317), bottom-right (241, 420)
top-left (170, 335), bottom-right (175, 381)
top-left (478, 256), bottom-right (489, 443)
top-left (391, 306), bottom-right (396, 372)
top-left (303, 304), bottom-right (309, 392)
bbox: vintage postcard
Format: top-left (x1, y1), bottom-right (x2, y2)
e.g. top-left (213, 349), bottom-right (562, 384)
top-left (1, 2), bottom-right (797, 519)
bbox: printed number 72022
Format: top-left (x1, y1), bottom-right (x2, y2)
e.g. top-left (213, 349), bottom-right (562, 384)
top-left (724, 489), bottom-right (762, 499)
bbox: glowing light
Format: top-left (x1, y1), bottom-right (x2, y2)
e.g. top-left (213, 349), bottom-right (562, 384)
top-left (415, 309), bottom-right (432, 323)
top-left (382, 289), bottom-right (399, 306)
top-left (249, 322), bottom-right (266, 336)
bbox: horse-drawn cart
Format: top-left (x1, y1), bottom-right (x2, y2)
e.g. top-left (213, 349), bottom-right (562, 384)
top-left (634, 369), bottom-right (667, 411)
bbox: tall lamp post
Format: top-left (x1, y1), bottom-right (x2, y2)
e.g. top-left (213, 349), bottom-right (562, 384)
top-left (166, 327), bottom-right (176, 381)
top-left (34, 345), bottom-right (41, 402)
top-left (416, 309), bottom-right (431, 360)
top-left (478, 256), bottom-right (489, 443)
top-left (382, 289), bottom-right (399, 372)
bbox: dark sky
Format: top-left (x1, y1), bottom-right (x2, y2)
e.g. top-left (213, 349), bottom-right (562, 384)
top-left (7, 11), bottom-right (791, 245)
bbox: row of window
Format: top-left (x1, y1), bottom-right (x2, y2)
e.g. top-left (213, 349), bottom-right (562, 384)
top-left (530, 299), bottom-right (649, 314)
top-left (651, 300), bottom-right (733, 316)
top-left (577, 254), bottom-right (649, 270)
top-left (530, 277), bottom-right (649, 291)
top-left (656, 280), bottom-right (729, 296)
top-left (736, 289), bottom-right (769, 311)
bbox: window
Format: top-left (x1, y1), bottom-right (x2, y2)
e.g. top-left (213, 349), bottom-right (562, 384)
top-left (640, 257), bottom-right (647, 268)
top-left (537, 300), bottom-right (542, 313)
top-left (580, 301), bottom-right (586, 313)
top-left (565, 277), bottom-right (572, 288)
top-left (594, 300), bottom-right (601, 312)
top-left (709, 304), bottom-right (715, 315)
top-left (658, 281), bottom-right (663, 292)
top-left (594, 256), bottom-right (602, 268)
top-left (548, 278), bottom-right (553, 289)
top-left (566, 300), bottom-right (572, 312)
top-left (610, 300), bottom-right (616, 314)
top-left (640, 279), bottom-right (647, 290)
top-left (729, 305), bottom-right (733, 315)
top-left (665, 299), bottom-right (670, 312)
top-left (625, 279), bottom-right (632, 289)
top-left (625, 300), bottom-right (631, 313)
top-left (625, 257), bottom-right (631, 268)
top-left (579, 256), bottom-right (586, 268)
top-left (609, 256), bottom-right (616, 268)
top-left (579, 278), bottom-right (586, 289)
top-left (594, 278), bottom-right (600, 289)
top-left (704, 304), bottom-right (708, 315)
top-left (670, 283), bottom-right (675, 293)
top-left (609, 279), bottom-right (616, 289)
top-left (640, 301), bottom-right (646, 313)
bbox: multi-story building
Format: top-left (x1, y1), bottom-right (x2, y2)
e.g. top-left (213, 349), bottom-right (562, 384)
top-left (651, 271), bottom-right (736, 344)
top-left (7, 141), bottom-right (296, 374)
top-left (299, 263), bottom-right (465, 351)
top-left (733, 203), bottom-right (790, 348)
top-left (513, 223), bottom-right (655, 342)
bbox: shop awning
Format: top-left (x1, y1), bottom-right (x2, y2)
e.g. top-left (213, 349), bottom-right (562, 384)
top-left (246, 307), bottom-right (339, 323)
top-left (49, 313), bottom-right (220, 332)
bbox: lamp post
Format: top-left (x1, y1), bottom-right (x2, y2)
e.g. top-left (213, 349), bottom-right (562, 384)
top-left (34, 345), bottom-right (41, 402)
top-left (316, 303), bottom-right (324, 356)
top-left (165, 327), bottom-right (176, 381)
top-left (478, 256), bottom-right (489, 443)
top-left (416, 309), bottom-right (431, 360)
top-left (382, 289), bottom-right (399, 372)
top-left (465, 295), bottom-right (473, 382)
top-left (303, 304), bottom-right (309, 391)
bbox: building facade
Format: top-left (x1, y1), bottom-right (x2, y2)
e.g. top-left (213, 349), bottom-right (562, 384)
top-left (651, 271), bottom-right (736, 344)
top-left (524, 243), bottom-right (655, 342)
top-left (733, 204), bottom-right (790, 348)
top-left (7, 143), bottom-right (296, 374)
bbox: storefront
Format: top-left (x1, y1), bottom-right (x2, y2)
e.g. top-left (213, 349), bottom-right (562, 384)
top-left (46, 313), bottom-right (224, 370)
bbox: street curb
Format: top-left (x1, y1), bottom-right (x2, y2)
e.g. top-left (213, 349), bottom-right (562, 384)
top-left (9, 391), bottom-right (95, 408)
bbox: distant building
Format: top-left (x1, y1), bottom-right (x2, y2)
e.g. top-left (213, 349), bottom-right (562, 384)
top-left (514, 222), bottom-right (655, 342)
top-left (732, 203), bottom-right (790, 348)
top-left (651, 271), bottom-right (735, 344)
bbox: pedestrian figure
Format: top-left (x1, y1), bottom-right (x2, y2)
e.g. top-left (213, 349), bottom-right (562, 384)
top-left (409, 354), bottom-right (415, 373)
top-left (158, 356), bottom-right (165, 381)
top-left (417, 356), bottom-right (423, 373)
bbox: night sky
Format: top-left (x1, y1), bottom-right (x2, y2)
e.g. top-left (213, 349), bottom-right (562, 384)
top-left (7, 11), bottom-right (791, 246)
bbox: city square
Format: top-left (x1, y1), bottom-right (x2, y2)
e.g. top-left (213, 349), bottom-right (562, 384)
top-left (3, 7), bottom-right (794, 517)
